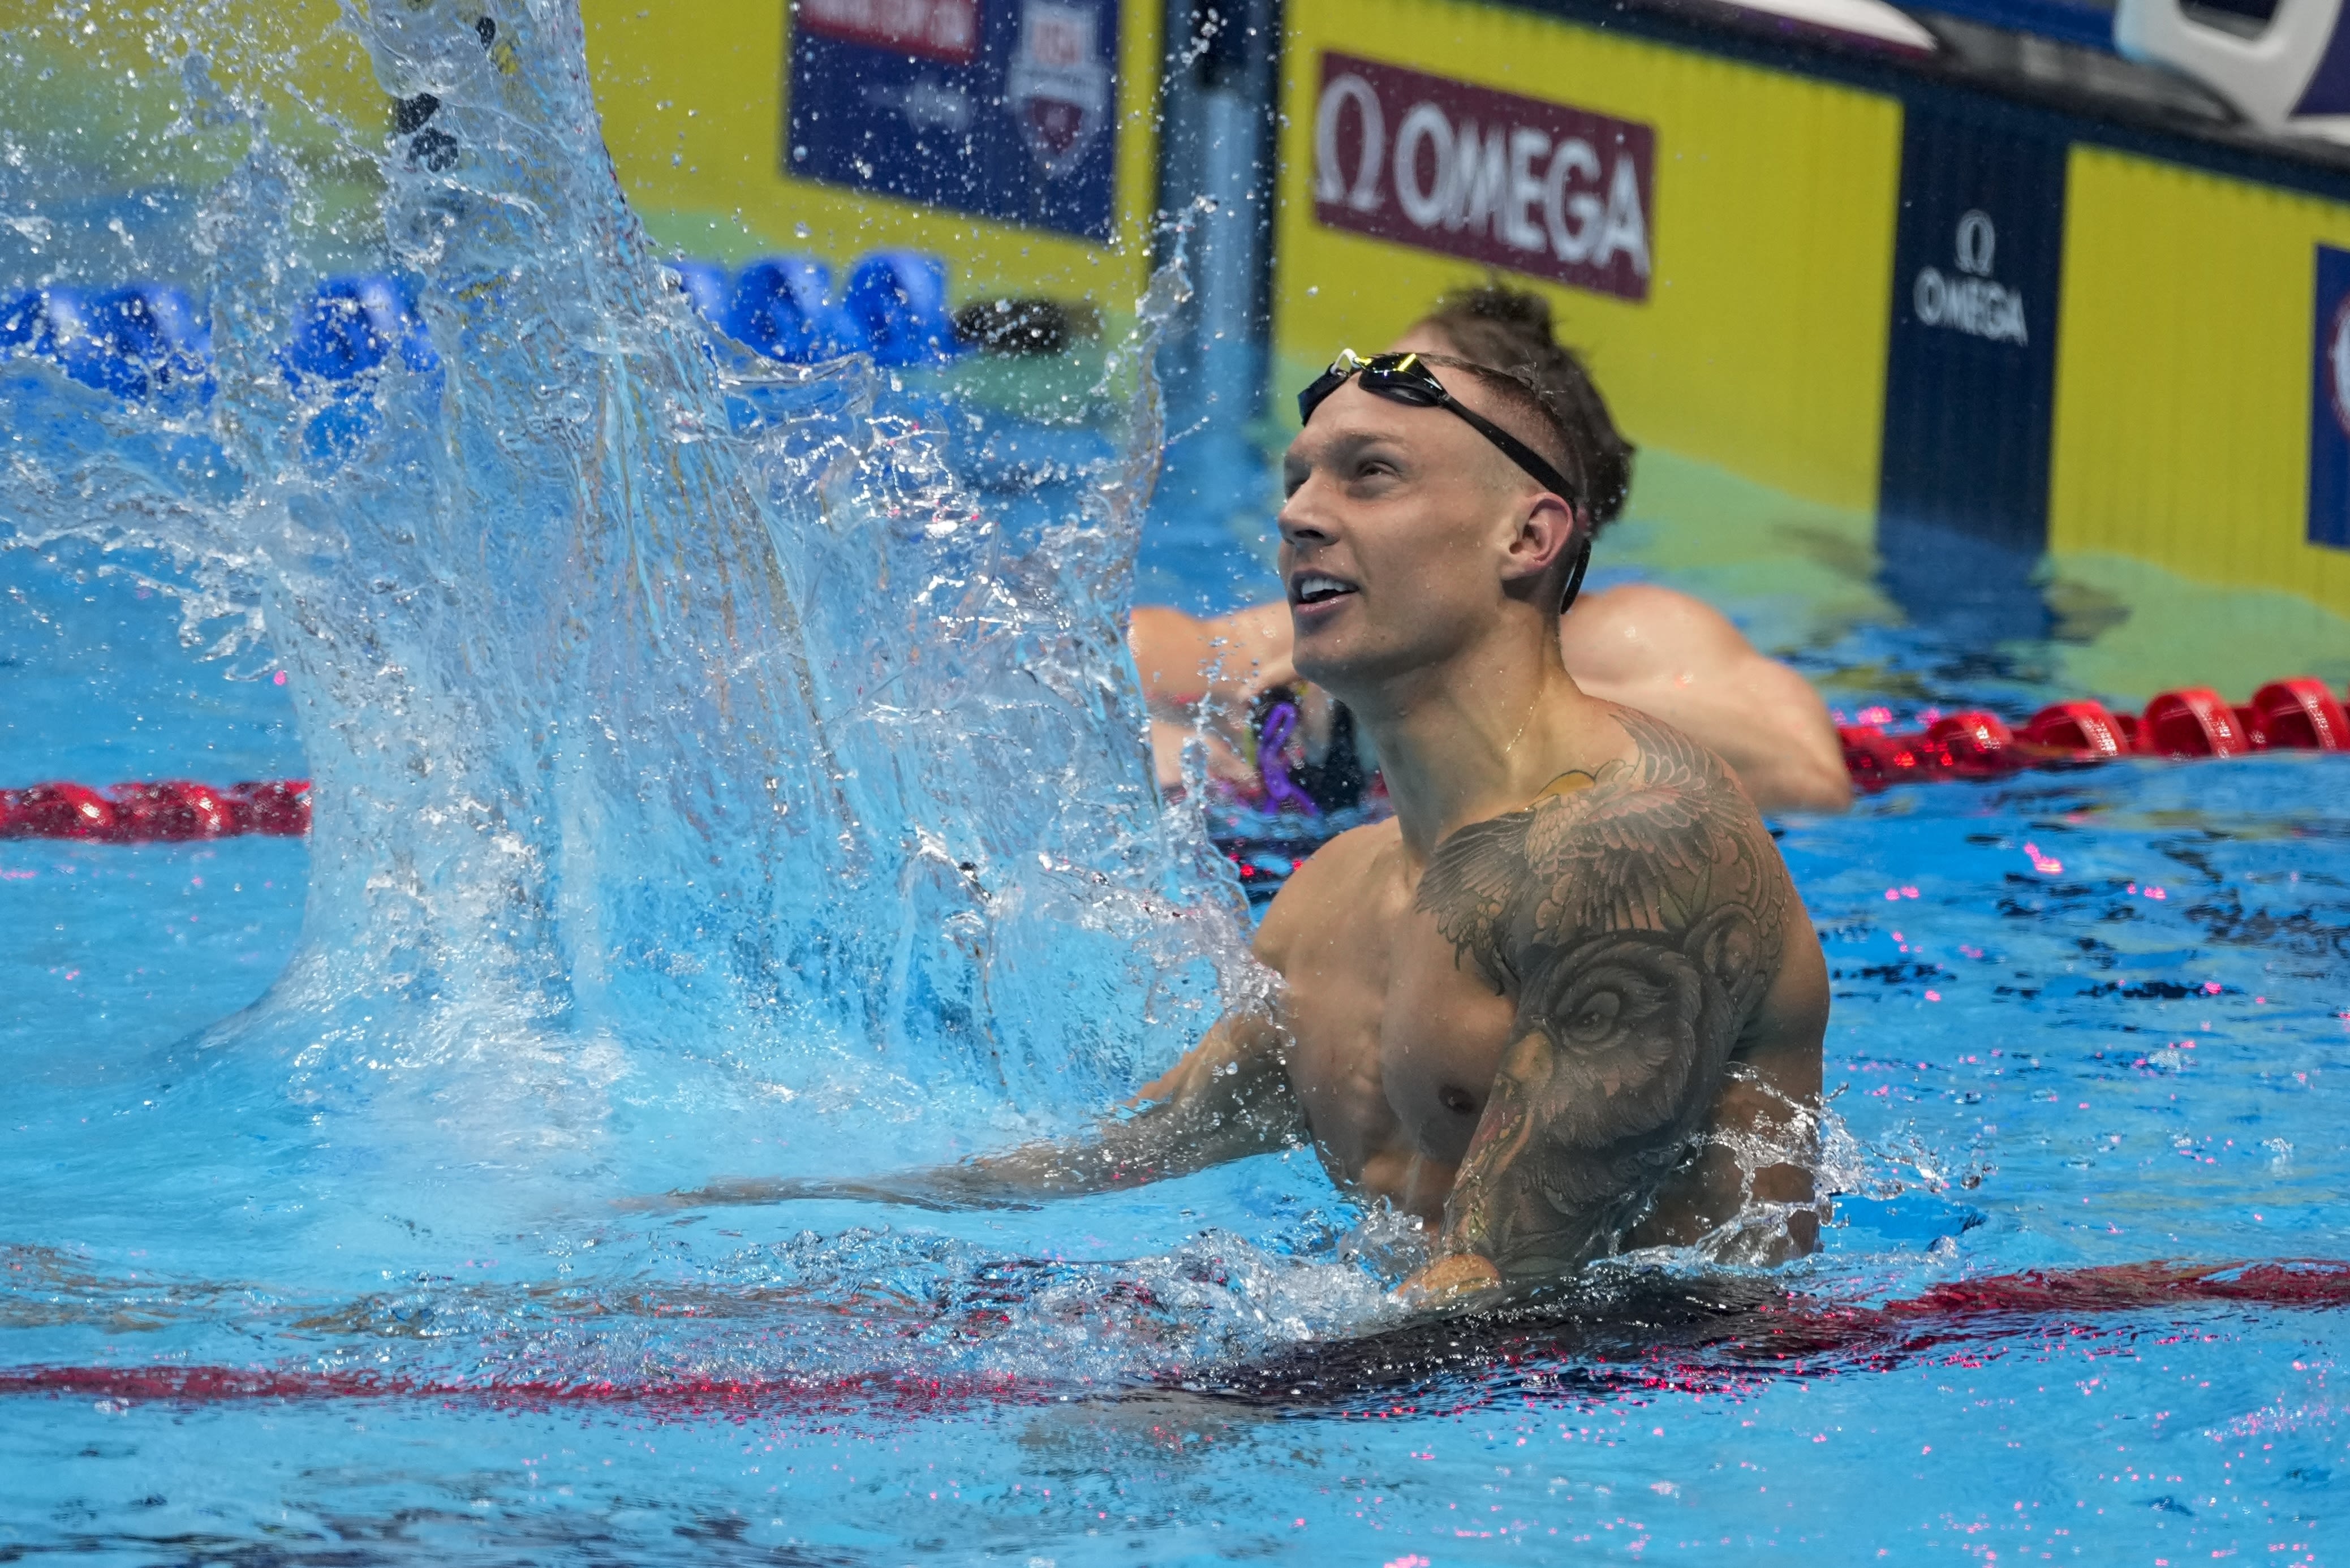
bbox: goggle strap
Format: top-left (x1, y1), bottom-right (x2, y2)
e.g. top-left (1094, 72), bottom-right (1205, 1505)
top-left (1559, 532), bottom-right (1594, 615)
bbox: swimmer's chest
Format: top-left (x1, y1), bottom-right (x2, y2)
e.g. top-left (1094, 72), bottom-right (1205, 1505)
top-left (1274, 834), bottom-right (1520, 1176)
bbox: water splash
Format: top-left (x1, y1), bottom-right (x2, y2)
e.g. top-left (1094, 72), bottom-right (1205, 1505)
top-left (0, 1), bottom-right (1247, 1242)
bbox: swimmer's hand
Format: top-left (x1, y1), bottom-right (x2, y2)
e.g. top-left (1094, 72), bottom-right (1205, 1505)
top-left (1392, 1252), bottom-right (1506, 1314)
top-left (614, 1174), bottom-right (1042, 1215)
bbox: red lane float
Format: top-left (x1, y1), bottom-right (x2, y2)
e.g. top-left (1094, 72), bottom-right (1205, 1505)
top-left (6, 671), bottom-right (2348, 843)
top-left (2249, 677), bottom-right (2350, 750)
top-left (1840, 674), bottom-right (2350, 791)
top-left (0, 779), bottom-right (308, 842)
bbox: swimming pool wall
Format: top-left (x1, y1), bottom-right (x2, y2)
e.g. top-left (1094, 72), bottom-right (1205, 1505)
top-left (15, 0), bottom-right (2350, 636)
top-left (1271, 0), bottom-right (2350, 626)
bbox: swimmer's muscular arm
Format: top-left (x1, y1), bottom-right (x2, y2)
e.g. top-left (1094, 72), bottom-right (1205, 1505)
top-left (638, 1005), bottom-right (1303, 1214)
top-left (1401, 710), bottom-right (1814, 1305)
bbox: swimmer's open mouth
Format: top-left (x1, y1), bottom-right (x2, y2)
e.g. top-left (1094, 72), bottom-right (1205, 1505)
top-left (1290, 571), bottom-right (1359, 608)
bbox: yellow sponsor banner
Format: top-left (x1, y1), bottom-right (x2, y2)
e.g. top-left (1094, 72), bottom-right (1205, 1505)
top-left (0, 1), bottom-right (380, 211)
top-left (579, 0), bottom-right (1162, 308)
top-left (2050, 144), bottom-right (2350, 621)
top-left (1275, 0), bottom-right (1904, 511)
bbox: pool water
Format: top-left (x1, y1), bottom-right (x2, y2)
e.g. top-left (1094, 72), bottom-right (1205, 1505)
top-left (15, 603), bottom-right (2350, 1564)
top-left (8, 5), bottom-right (2350, 1565)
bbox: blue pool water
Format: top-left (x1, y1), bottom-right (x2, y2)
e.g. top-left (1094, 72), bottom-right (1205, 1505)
top-left (7, 6), bottom-right (2350, 1563)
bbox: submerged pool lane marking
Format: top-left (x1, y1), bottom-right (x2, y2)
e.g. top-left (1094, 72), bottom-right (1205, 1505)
top-left (6, 1259), bottom-right (2348, 1418)
top-left (0, 1363), bottom-right (1057, 1421)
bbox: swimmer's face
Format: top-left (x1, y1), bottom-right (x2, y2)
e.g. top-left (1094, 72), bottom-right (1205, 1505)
top-left (1277, 363), bottom-right (1574, 697)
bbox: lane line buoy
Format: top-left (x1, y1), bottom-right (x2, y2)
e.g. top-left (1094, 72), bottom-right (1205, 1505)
top-left (0, 779), bottom-right (309, 842)
top-left (4, 678), bottom-right (2343, 847)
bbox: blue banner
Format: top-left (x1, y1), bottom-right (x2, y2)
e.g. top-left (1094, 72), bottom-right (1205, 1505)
top-left (1878, 105), bottom-right (2068, 555)
top-left (2308, 243), bottom-right (2350, 552)
top-left (785, 0), bottom-right (1121, 244)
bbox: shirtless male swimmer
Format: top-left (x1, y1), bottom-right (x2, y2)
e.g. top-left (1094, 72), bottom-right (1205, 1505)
top-left (653, 343), bottom-right (1830, 1309)
top-left (1131, 284), bottom-right (1854, 818)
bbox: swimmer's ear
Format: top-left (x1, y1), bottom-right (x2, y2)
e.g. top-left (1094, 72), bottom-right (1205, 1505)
top-left (1500, 493), bottom-right (1583, 602)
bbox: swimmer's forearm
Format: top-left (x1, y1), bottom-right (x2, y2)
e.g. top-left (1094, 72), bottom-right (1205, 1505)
top-left (621, 1173), bottom-right (1045, 1214)
top-left (629, 1096), bottom-right (1294, 1214)
top-left (898, 1078), bottom-right (1306, 1203)
top-left (631, 1010), bottom-right (1298, 1216)
top-left (631, 1148), bottom-right (1183, 1212)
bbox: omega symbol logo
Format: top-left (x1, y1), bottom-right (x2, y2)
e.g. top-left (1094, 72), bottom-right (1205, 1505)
top-left (1913, 206), bottom-right (2026, 346)
top-left (2326, 294), bottom-right (2350, 441)
top-left (1955, 209), bottom-right (1996, 276)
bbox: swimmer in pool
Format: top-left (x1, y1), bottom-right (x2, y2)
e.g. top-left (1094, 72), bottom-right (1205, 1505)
top-left (1131, 284), bottom-right (1853, 818)
top-left (651, 341), bottom-right (1830, 1308)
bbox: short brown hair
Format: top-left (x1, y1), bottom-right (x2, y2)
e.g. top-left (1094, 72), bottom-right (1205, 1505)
top-left (1420, 282), bottom-right (1637, 530)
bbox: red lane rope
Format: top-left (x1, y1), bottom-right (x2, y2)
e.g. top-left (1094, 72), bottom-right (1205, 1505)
top-left (3, 676), bottom-right (2344, 844)
top-left (0, 1363), bottom-right (1043, 1420)
top-left (1844, 677), bottom-right (2347, 791)
top-left (0, 779), bottom-right (309, 842)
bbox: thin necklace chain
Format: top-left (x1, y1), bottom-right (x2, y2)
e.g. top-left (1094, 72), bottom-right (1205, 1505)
top-left (1501, 692), bottom-right (1540, 757)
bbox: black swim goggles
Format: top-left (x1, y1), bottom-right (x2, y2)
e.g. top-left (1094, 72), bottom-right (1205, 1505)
top-left (1296, 348), bottom-right (1592, 610)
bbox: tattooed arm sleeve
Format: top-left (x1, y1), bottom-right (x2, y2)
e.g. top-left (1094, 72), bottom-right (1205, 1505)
top-left (1417, 712), bottom-right (1793, 1289)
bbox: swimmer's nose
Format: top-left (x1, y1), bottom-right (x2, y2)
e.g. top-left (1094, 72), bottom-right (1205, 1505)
top-left (1276, 479), bottom-right (1340, 553)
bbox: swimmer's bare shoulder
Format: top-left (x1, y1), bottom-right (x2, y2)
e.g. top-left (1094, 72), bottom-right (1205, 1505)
top-left (1404, 705), bottom-right (1827, 1303)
